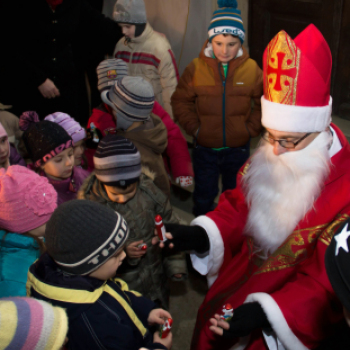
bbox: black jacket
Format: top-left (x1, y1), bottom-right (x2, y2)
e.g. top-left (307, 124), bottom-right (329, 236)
top-left (27, 253), bottom-right (167, 350)
top-left (0, 0), bottom-right (122, 121)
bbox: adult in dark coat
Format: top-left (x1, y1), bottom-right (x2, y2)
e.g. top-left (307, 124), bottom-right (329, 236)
top-left (0, 0), bottom-right (123, 124)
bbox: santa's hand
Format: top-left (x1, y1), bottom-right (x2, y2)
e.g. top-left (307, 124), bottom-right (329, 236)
top-left (148, 308), bottom-right (172, 326)
top-left (209, 303), bottom-right (270, 338)
top-left (154, 223), bottom-right (209, 254)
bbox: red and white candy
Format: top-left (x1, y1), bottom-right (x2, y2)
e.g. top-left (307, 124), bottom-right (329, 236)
top-left (155, 215), bottom-right (167, 242)
top-left (159, 318), bottom-right (173, 339)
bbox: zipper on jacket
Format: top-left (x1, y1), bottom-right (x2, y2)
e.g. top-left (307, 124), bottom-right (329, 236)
top-left (218, 62), bottom-right (227, 147)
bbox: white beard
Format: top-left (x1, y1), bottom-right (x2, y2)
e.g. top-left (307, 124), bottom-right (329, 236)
top-left (242, 131), bottom-right (333, 258)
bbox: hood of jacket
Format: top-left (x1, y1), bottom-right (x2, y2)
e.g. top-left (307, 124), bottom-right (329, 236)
top-left (117, 115), bottom-right (167, 155)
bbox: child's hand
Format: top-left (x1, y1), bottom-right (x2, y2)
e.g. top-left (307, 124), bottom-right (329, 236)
top-left (209, 314), bottom-right (230, 336)
top-left (153, 330), bottom-right (173, 350)
top-left (152, 230), bottom-right (174, 249)
top-left (126, 240), bottom-right (147, 259)
top-left (148, 308), bottom-right (172, 326)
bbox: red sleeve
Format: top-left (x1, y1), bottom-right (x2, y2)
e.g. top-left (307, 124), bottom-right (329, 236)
top-left (152, 102), bottom-right (194, 178)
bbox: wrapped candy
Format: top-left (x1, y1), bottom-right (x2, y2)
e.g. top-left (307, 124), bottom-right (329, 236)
top-left (155, 215), bottom-right (167, 242)
top-left (137, 243), bottom-right (147, 250)
top-left (159, 318), bottom-right (173, 339)
top-left (220, 304), bottom-right (234, 322)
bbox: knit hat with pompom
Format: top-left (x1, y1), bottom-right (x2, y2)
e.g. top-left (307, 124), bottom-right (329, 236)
top-left (19, 111), bottom-right (73, 168)
top-left (208, 0), bottom-right (245, 43)
top-left (0, 297), bottom-right (68, 350)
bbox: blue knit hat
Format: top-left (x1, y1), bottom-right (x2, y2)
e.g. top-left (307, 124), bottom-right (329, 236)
top-left (208, 0), bottom-right (245, 43)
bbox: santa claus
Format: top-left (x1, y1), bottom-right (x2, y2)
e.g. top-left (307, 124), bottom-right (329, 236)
top-left (161, 24), bottom-right (350, 350)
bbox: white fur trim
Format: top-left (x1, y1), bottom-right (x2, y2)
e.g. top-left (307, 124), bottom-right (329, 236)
top-left (190, 216), bottom-right (224, 287)
top-left (228, 336), bottom-right (251, 350)
top-left (329, 126), bottom-right (342, 158)
top-left (261, 96), bottom-right (332, 132)
top-left (245, 293), bottom-right (309, 350)
top-left (263, 331), bottom-right (286, 350)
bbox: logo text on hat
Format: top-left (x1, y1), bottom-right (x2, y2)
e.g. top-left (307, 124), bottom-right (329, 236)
top-left (87, 219), bottom-right (128, 266)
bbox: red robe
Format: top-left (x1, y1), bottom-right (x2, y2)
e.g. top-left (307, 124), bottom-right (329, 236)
top-left (191, 124), bottom-right (350, 350)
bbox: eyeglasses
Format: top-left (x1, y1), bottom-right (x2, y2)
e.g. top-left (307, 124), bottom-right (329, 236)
top-left (261, 131), bottom-right (312, 149)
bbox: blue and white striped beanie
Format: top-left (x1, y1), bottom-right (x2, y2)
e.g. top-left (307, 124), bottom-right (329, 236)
top-left (101, 76), bottom-right (154, 130)
top-left (208, 0), bottom-right (245, 43)
top-left (94, 135), bottom-right (141, 186)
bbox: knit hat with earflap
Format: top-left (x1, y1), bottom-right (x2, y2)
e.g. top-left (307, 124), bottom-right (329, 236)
top-left (101, 76), bottom-right (154, 130)
top-left (45, 112), bottom-right (86, 144)
top-left (208, 0), bottom-right (245, 43)
top-left (0, 297), bottom-right (68, 350)
top-left (94, 134), bottom-right (141, 186)
top-left (0, 165), bottom-right (57, 233)
top-left (45, 199), bottom-right (129, 275)
top-left (113, 0), bottom-right (147, 24)
top-left (19, 111), bottom-right (73, 167)
top-left (97, 59), bottom-right (128, 92)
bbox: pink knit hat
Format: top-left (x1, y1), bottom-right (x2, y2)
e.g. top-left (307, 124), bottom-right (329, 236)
top-left (45, 112), bottom-right (86, 144)
top-left (0, 165), bottom-right (57, 233)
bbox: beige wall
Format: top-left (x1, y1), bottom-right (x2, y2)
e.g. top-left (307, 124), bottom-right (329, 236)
top-left (212, 0), bottom-right (249, 51)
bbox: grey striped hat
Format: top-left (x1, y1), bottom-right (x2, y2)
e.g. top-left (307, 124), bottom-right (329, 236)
top-left (101, 76), bottom-right (154, 130)
top-left (94, 134), bottom-right (141, 186)
top-left (97, 59), bottom-right (128, 92)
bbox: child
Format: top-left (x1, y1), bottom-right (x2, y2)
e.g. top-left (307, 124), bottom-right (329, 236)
top-left (0, 165), bottom-right (57, 297)
top-left (27, 199), bottom-right (173, 350)
top-left (113, 0), bottom-right (179, 119)
top-left (19, 111), bottom-right (89, 205)
top-left (87, 58), bottom-right (193, 187)
top-left (0, 122), bottom-right (25, 169)
top-left (171, 0), bottom-right (263, 216)
top-left (0, 297), bottom-right (68, 350)
top-left (102, 76), bottom-right (171, 196)
top-left (44, 111), bottom-right (89, 170)
top-left (78, 135), bottom-right (187, 309)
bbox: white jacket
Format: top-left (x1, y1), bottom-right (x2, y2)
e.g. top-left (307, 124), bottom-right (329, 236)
top-left (114, 23), bottom-right (179, 119)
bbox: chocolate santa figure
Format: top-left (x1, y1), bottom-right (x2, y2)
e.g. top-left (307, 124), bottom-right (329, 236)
top-left (159, 318), bottom-right (173, 339)
top-left (220, 304), bottom-right (234, 322)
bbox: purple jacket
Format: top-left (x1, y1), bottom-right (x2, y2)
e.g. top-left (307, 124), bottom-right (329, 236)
top-left (43, 167), bottom-right (89, 205)
top-left (9, 144), bottom-right (26, 167)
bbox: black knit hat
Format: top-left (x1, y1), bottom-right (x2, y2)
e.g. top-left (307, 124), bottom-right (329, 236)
top-left (19, 111), bottom-right (73, 167)
top-left (325, 218), bottom-right (350, 312)
top-left (93, 134), bottom-right (141, 187)
top-left (45, 200), bottom-right (129, 275)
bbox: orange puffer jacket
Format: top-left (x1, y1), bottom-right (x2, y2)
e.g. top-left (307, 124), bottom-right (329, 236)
top-left (171, 41), bottom-right (263, 148)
